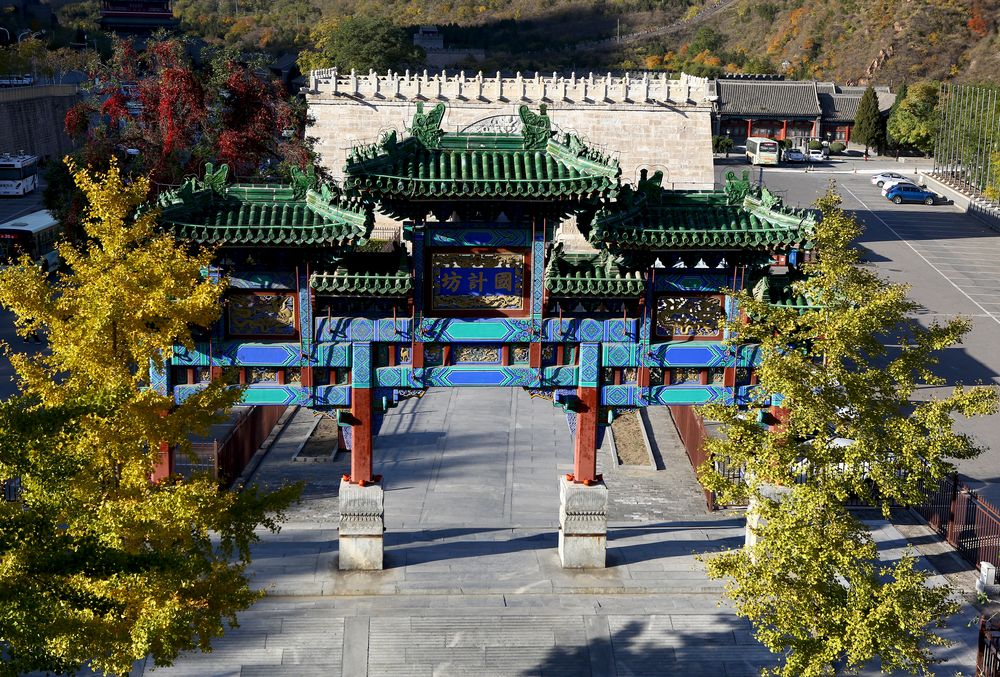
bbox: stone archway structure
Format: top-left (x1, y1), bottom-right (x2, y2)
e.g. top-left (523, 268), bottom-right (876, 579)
top-left (152, 98), bottom-right (815, 571)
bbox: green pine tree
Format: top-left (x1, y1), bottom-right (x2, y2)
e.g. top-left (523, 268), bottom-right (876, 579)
top-left (853, 85), bottom-right (886, 155)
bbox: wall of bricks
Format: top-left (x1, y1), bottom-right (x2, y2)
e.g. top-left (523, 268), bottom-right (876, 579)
top-left (305, 70), bottom-right (715, 191)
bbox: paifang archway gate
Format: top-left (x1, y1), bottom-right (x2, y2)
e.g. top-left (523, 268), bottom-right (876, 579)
top-left (151, 103), bottom-right (815, 570)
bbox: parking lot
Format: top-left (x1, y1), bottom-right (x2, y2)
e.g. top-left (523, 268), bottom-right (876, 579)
top-left (717, 159), bottom-right (1000, 502)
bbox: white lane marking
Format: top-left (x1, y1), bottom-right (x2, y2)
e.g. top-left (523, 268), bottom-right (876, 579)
top-left (843, 184), bottom-right (1000, 327)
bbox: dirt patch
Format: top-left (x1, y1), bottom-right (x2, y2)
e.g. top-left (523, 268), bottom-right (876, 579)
top-left (611, 411), bottom-right (650, 466)
top-left (296, 414), bottom-right (341, 459)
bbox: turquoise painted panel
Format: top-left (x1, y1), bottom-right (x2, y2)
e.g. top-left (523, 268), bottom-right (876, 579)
top-left (649, 385), bottom-right (732, 405)
top-left (351, 342), bottom-right (372, 389)
top-left (541, 318), bottom-right (637, 342)
top-left (229, 271), bottom-right (296, 289)
top-left (419, 318), bottom-right (533, 342)
top-left (315, 342), bottom-right (351, 367)
top-left (375, 367), bottom-right (419, 388)
top-left (541, 366), bottom-right (578, 387)
top-left (239, 386), bottom-right (308, 406)
top-left (423, 366), bottom-right (539, 387)
top-left (314, 385), bottom-right (351, 407)
top-left (579, 343), bottom-right (600, 388)
top-left (316, 317), bottom-right (413, 342)
top-left (602, 343), bottom-right (640, 367)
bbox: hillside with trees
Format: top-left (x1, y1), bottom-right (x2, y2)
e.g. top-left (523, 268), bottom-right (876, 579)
top-left (15, 0), bottom-right (1000, 84)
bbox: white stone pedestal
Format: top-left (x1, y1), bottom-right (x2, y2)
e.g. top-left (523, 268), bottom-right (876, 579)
top-left (558, 476), bottom-right (608, 568)
top-left (338, 479), bottom-right (384, 570)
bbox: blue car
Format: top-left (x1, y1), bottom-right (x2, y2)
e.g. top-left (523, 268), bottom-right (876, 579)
top-left (885, 183), bottom-right (939, 205)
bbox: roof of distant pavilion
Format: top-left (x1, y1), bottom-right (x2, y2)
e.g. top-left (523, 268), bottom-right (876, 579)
top-left (588, 170), bottom-right (817, 251)
top-left (343, 103), bottom-right (621, 203)
top-left (155, 164), bottom-right (372, 247)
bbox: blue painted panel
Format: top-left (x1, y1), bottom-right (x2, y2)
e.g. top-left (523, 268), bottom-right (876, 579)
top-left (601, 385), bottom-right (641, 406)
top-left (423, 366), bottom-right (539, 387)
top-left (428, 228), bottom-right (531, 247)
top-left (541, 318), bottom-right (637, 343)
top-left (171, 342), bottom-right (301, 367)
top-left (314, 386), bottom-right (351, 407)
top-left (174, 383), bottom-right (208, 403)
top-left (654, 273), bottom-right (730, 293)
top-left (351, 342), bottom-right (372, 389)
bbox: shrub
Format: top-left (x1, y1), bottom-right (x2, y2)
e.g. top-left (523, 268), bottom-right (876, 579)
top-left (778, 139), bottom-right (793, 149)
top-left (713, 135), bottom-right (735, 154)
top-left (830, 141), bottom-right (847, 154)
top-left (808, 140), bottom-right (824, 150)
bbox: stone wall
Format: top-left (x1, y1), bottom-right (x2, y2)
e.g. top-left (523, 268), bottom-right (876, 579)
top-left (305, 70), bottom-right (715, 191)
top-left (0, 85), bottom-right (79, 161)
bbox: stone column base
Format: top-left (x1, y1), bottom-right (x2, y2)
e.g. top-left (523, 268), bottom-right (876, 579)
top-left (338, 479), bottom-right (384, 570)
top-left (558, 476), bottom-right (608, 569)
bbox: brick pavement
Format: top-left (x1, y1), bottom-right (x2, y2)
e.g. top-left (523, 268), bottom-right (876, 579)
top-left (136, 389), bottom-right (981, 676)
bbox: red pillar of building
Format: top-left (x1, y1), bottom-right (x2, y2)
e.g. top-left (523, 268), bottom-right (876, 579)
top-left (151, 441), bottom-right (173, 482)
top-left (845, 125), bottom-right (851, 144)
top-left (573, 387), bottom-right (600, 483)
top-left (781, 119), bottom-right (788, 140)
top-left (746, 118), bottom-right (753, 139)
top-left (350, 387), bottom-right (373, 483)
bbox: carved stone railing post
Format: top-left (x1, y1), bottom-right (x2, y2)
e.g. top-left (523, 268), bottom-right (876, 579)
top-left (339, 478), bottom-right (384, 570)
top-left (558, 475), bottom-right (608, 568)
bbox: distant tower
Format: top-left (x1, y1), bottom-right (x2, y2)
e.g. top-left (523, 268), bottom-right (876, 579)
top-left (99, 0), bottom-right (179, 33)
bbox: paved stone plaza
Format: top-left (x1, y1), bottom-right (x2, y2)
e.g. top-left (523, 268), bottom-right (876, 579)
top-left (137, 388), bottom-right (980, 677)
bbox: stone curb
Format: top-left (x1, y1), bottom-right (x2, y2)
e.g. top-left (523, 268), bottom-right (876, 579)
top-left (604, 424), bottom-right (622, 470)
top-left (233, 405), bottom-right (299, 491)
top-left (637, 407), bottom-right (663, 470)
top-left (289, 409), bottom-right (327, 462)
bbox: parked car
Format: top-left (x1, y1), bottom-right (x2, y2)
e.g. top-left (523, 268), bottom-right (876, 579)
top-left (880, 177), bottom-right (917, 193)
top-left (808, 148), bottom-right (827, 162)
top-left (885, 184), bottom-right (939, 205)
top-left (870, 171), bottom-right (907, 187)
top-left (782, 148), bottom-right (806, 163)
top-left (881, 180), bottom-right (919, 197)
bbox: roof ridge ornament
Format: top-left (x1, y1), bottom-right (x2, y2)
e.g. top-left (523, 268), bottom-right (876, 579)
top-left (203, 162), bottom-right (229, 195)
top-left (723, 169), bottom-right (752, 206)
top-left (289, 164), bottom-right (317, 199)
top-left (410, 102), bottom-right (446, 149)
top-left (519, 104), bottom-right (552, 150)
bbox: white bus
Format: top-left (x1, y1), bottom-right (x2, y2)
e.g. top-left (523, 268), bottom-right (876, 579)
top-left (0, 210), bottom-right (62, 272)
top-left (0, 153), bottom-right (39, 196)
top-left (745, 137), bottom-right (780, 166)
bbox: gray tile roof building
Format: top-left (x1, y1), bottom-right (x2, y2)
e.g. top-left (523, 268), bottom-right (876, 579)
top-left (714, 78), bottom-right (895, 124)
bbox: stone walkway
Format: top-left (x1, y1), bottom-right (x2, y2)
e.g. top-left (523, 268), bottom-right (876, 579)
top-left (137, 388), bottom-right (982, 676)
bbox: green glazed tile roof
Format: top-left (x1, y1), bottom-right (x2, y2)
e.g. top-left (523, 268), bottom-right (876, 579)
top-left (589, 170), bottom-right (815, 251)
top-left (310, 248), bottom-right (412, 296)
top-left (156, 165), bottom-right (372, 247)
top-left (544, 246), bottom-right (645, 297)
top-left (344, 104), bottom-right (620, 201)
top-left (753, 272), bottom-right (819, 311)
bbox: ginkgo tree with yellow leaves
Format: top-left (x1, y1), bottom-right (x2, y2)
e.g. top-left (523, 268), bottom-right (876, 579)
top-left (698, 188), bottom-right (997, 677)
top-left (0, 160), bottom-right (299, 676)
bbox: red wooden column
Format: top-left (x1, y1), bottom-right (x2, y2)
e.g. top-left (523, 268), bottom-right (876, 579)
top-left (349, 342), bottom-right (374, 484)
top-left (350, 387), bottom-right (373, 483)
top-left (573, 387), bottom-right (600, 483)
top-left (781, 119), bottom-right (788, 140)
top-left (746, 118), bottom-right (752, 139)
top-left (152, 441), bottom-right (173, 482)
top-left (573, 342), bottom-right (601, 484)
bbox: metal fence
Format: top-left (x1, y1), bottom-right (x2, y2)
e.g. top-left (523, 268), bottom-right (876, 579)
top-left (916, 474), bottom-right (1000, 578)
top-left (979, 618), bottom-right (1000, 677)
top-left (933, 83), bottom-right (1000, 204)
top-left (177, 406), bottom-right (287, 487)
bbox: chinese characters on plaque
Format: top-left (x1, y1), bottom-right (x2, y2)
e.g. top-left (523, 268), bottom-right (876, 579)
top-left (431, 252), bottom-right (525, 311)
